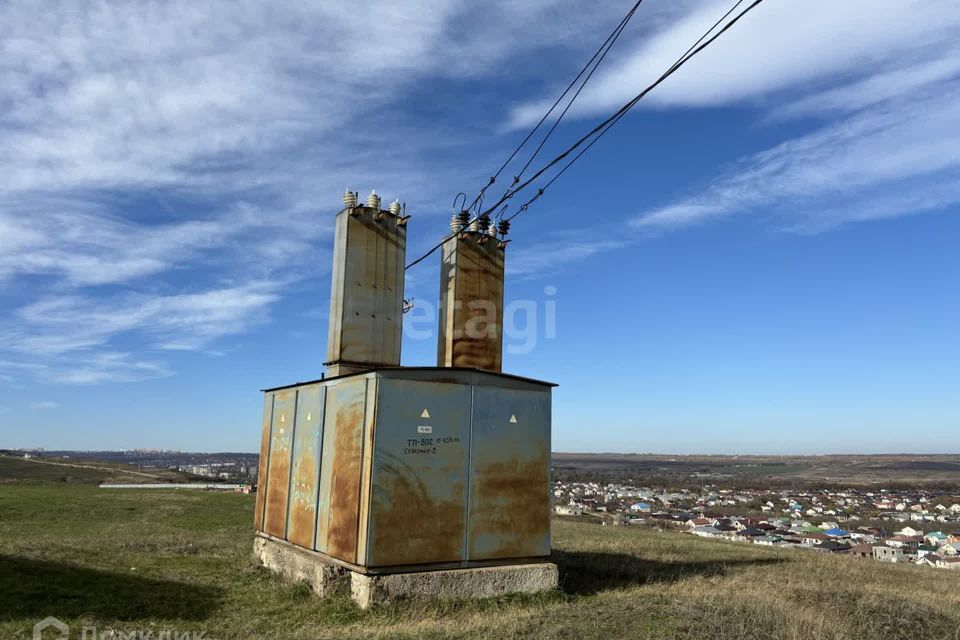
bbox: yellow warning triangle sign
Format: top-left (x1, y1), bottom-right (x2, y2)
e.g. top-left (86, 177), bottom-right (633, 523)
top-left (509, 414), bottom-right (518, 423)
top-left (420, 409), bottom-right (431, 419)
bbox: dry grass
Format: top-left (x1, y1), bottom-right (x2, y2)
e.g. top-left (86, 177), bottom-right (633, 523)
top-left (1, 484), bottom-right (958, 639)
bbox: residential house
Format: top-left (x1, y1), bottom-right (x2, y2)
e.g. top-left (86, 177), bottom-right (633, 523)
top-left (686, 517), bottom-right (714, 530)
top-left (924, 531), bottom-right (948, 547)
top-left (555, 505), bottom-right (583, 516)
top-left (873, 545), bottom-right (903, 563)
top-left (886, 535), bottom-right (922, 550)
top-left (936, 556), bottom-right (960, 570)
top-left (939, 542), bottom-right (960, 556)
top-left (816, 540), bottom-right (851, 553)
top-left (916, 554), bottom-right (941, 568)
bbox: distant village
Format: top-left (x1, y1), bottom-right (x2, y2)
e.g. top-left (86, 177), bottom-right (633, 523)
top-left (554, 480), bottom-right (960, 571)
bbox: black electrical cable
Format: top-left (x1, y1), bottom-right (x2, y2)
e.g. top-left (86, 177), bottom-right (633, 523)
top-left (464, 0), bottom-right (646, 214)
top-left (405, 234), bottom-right (452, 271)
top-left (481, 0), bottom-right (765, 222)
top-left (406, 0), bottom-right (764, 270)
top-left (506, 0), bottom-right (749, 223)
top-left (511, 0), bottom-right (644, 184)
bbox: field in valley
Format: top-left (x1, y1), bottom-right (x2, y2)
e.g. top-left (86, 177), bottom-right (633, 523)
top-left (0, 454), bottom-right (201, 486)
top-left (1, 480), bottom-right (959, 640)
top-left (552, 453), bottom-right (960, 489)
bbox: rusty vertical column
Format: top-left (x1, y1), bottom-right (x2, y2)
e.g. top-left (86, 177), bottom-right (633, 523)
top-left (326, 192), bottom-right (408, 378)
top-left (437, 228), bottom-right (505, 372)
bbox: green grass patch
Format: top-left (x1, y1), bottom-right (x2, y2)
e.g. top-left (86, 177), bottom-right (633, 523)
top-left (1, 484), bottom-right (958, 639)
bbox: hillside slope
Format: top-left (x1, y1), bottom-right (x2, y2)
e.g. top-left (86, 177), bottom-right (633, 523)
top-left (0, 454), bottom-right (196, 485)
top-left (1, 485), bottom-right (958, 639)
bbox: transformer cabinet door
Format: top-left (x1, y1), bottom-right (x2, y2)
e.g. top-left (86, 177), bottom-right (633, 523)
top-left (468, 386), bottom-right (551, 561)
top-left (365, 378), bottom-right (471, 568)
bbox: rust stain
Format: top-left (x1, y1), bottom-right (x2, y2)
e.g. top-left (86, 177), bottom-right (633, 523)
top-left (370, 462), bottom-right (465, 566)
top-left (332, 208), bottom-right (406, 368)
top-left (253, 394), bottom-right (273, 532)
top-left (440, 234), bottom-right (504, 372)
top-left (286, 389), bottom-right (323, 549)
top-left (325, 396), bottom-right (364, 562)
top-left (286, 453), bottom-right (318, 548)
top-left (469, 453), bottom-right (550, 560)
top-left (263, 390), bottom-right (295, 538)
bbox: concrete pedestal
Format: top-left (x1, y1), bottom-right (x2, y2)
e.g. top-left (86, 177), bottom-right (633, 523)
top-left (253, 536), bottom-right (349, 598)
top-left (254, 535), bottom-right (558, 608)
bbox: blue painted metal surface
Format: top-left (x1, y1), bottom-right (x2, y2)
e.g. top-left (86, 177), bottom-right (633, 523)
top-left (468, 385), bottom-right (552, 560)
top-left (365, 378), bottom-right (471, 566)
top-left (286, 383), bottom-right (325, 549)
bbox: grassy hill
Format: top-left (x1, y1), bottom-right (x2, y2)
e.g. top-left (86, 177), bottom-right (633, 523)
top-left (0, 454), bottom-right (200, 485)
top-left (1, 484), bottom-right (958, 640)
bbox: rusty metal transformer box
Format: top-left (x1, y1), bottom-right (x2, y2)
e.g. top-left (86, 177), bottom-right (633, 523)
top-left (254, 367), bottom-right (553, 573)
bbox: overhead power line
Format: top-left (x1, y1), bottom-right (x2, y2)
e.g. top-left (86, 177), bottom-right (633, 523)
top-left (487, 0), bottom-right (764, 223)
top-left (465, 0), bottom-right (646, 215)
top-left (406, 0), bottom-right (766, 271)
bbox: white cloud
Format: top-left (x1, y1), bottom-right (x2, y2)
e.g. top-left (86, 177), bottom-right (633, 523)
top-left (634, 84), bottom-right (960, 231)
top-left (503, 1), bottom-right (960, 246)
top-left (4, 282), bottom-right (281, 355)
top-left (509, 0), bottom-right (960, 125)
top-left (29, 401), bottom-right (58, 410)
top-left (0, 0), bottom-right (623, 384)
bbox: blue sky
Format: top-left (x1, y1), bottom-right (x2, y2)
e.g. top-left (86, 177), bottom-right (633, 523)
top-left (1, 0), bottom-right (958, 453)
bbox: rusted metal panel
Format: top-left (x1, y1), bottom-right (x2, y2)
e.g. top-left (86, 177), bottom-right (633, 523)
top-left (263, 389), bottom-right (297, 538)
top-left (253, 393), bottom-right (274, 532)
top-left (315, 378), bottom-right (367, 562)
top-left (365, 379), bottom-right (471, 567)
top-left (285, 384), bottom-right (325, 549)
top-left (355, 377), bottom-right (378, 564)
top-left (437, 232), bottom-right (505, 372)
top-left (325, 207), bottom-right (406, 373)
top-left (467, 385), bottom-right (551, 561)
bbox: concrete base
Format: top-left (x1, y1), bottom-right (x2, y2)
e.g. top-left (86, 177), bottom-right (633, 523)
top-left (254, 536), bottom-right (558, 608)
top-left (350, 562), bottom-right (559, 609)
top-left (253, 536), bottom-right (349, 598)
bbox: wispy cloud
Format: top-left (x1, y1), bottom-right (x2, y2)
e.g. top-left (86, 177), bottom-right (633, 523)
top-left (0, 0), bottom-right (619, 384)
top-left (503, 0), bottom-right (960, 258)
top-left (3, 282), bottom-right (281, 355)
top-left (508, 0), bottom-right (960, 125)
top-left (3, 0), bottom-right (958, 385)
top-left (29, 401), bottom-right (58, 410)
top-left (634, 85), bottom-right (960, 232)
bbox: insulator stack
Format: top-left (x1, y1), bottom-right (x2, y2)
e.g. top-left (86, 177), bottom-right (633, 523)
top-left (450, 213), bottom-right (463, 233)
top-left (343, 189), bottom-right (358, 209)
top-left (498, 219), bottom-right (510, 237)
top-left (366, 191), bottom-right (381, 210)
top-left (389, 200), bottom-right (402, 216)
